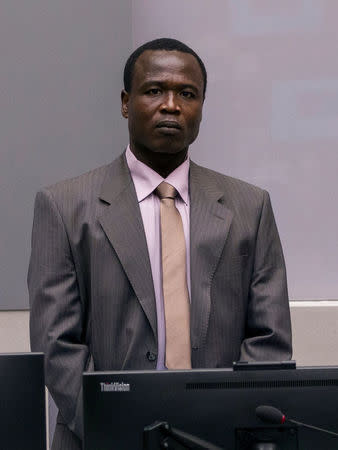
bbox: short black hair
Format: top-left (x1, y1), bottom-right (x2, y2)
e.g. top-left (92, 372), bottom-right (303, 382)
top-left (123, 38), bottom-right (207, 97)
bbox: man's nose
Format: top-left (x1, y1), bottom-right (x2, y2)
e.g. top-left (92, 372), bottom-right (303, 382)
top-left (160, 92), bottom-right (180, 114)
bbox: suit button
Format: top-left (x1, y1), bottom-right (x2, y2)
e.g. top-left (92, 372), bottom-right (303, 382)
top-left (146, 351), bottom-right (157, 362)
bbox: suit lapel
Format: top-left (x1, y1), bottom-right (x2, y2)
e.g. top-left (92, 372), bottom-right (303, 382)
top-left (98, 154), bottom-right (157, 340)
top-left (189, 161), bottom-right (233, 353)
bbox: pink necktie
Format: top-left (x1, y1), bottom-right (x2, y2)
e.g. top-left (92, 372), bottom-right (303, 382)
top-left (155, 182), bottom-right (191, 369)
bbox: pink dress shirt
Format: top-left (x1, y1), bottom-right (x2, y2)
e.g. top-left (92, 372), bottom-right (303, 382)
top-left (126, 146), bottom-right (190, 370)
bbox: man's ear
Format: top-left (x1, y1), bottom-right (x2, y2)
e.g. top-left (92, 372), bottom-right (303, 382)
top-left (121, 89), bottom-right (129, 118)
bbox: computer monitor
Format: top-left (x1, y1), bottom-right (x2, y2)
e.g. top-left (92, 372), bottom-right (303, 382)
top-left (0, 353), bottom-right (46, 450)
top-left (83, 366), bottom-right (338, 449)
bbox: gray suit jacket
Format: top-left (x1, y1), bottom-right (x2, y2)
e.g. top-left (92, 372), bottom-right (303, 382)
top-left (28, 152), bottom-right (292, 450)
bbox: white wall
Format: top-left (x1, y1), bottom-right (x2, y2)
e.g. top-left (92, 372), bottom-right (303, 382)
top-left (0, 1), bottom-right (132, 310)
top-left (131, 0), bottom-right (338, 301)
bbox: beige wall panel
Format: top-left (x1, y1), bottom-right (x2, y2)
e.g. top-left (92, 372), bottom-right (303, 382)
top-left (2, 305), bottom-right (338, 366)
top-left (0, 311), bottom-right (30, 352)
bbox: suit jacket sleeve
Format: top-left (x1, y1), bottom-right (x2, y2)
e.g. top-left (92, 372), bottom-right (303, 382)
top-left (28, 188), bottom-right (91, 440)
top-left (239, 190), bottom-right (292, 361)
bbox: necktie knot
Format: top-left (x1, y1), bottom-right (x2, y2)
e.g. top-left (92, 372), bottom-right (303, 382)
top-left (155, 182), bottom-right (177, 200)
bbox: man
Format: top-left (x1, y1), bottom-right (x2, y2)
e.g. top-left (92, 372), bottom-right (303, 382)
top-left (28, 38), bottom-right (292, 450)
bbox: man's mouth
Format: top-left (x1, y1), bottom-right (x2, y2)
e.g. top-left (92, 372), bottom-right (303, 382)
top-left (156, 120), bottom-right (182, 130)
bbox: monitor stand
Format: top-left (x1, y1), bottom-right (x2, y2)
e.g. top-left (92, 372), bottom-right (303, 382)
top-left (252, 444), bottom-right (277, 450)
top-left (143, 421), bottom-right (223, 449)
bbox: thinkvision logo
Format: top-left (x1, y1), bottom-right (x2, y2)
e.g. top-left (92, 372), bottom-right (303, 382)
top-left (100, 382), bottom-right (130, 392)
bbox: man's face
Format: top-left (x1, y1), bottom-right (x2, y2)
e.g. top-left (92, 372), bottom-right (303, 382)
top-left (121, 50), bottom-right (204, 157)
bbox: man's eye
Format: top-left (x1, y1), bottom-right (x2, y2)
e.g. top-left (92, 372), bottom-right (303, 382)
top-left (181, 91), bottom-right (195, 98)
top-left (146, 88), bottom-right (161, 95)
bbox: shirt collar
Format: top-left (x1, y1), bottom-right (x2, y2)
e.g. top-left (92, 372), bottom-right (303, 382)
top-left (126, 145), bottom-right (189, 204)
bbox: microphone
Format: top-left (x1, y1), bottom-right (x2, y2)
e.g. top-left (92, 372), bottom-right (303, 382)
top-left (256, 406), bottom-right (286, 425)
top-left (256, 405), bottom-right (338, 438)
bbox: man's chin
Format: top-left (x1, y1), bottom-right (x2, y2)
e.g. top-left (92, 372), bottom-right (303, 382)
top-left (151, 146), bottom-right (186, 155)
top-left (130, 140), bottom-right (189, 159)
top-left (149, 139), bottom-right (189, 155)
